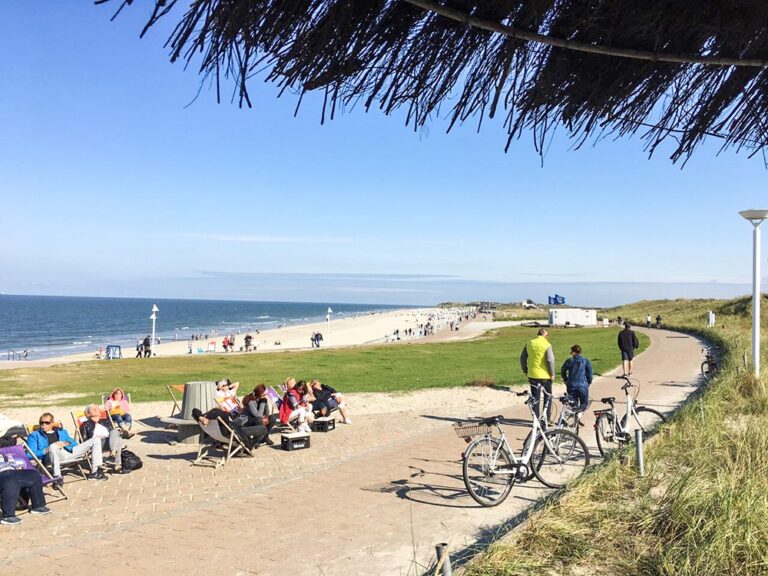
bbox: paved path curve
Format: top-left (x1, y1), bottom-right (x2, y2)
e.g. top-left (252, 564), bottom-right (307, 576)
top-left (0, 327), bottom-right (703, 576)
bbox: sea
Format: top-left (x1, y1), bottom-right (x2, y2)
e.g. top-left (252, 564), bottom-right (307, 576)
top-left (0, 294), bottom-right (406, 361)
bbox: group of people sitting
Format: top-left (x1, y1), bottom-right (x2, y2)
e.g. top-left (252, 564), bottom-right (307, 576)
top-left (191, 377), bottom-right (352, 450)
top-left (0, 388), bottom-right (136, 526)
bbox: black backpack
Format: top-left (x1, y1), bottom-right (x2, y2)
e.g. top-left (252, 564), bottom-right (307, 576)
top-left (121, 449), bottom-right (143, 472)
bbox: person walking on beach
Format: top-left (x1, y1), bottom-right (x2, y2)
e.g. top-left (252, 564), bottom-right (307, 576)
top-left (618, 322), bottom-right (640, 375)
top-left (560, 345), bottom-right (593, 419)
top-left (520, 328), bottom-right (555, 423)
top-left (142, 336), bottom-right (151, 358)
top-left (135, 339), bottom-right (143, 359)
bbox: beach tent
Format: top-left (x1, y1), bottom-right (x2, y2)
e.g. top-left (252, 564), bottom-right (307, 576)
top-left (105, 345), bottom-right (122, 360)
top-left (101, 0), bottom-right (768, 163)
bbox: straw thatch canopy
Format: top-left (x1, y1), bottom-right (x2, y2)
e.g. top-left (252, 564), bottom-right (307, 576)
top-left (102, 0), bottom-right (768, 163)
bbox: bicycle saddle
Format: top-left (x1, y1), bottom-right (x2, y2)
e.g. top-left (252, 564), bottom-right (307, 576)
top-left (480, 415), bottom-right (503, 426)
top-left (601, 397), bottom-right (615, 404)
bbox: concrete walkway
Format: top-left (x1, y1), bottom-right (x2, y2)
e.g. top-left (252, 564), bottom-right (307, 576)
top-left (0, 327), bottom-right (703, 576)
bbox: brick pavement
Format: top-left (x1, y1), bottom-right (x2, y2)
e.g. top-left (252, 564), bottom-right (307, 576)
top-left (0, 327), bottom-right (703, 576)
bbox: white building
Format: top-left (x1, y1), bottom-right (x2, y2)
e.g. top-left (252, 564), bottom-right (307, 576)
top-left (548, 308), bottom-right (597, 326)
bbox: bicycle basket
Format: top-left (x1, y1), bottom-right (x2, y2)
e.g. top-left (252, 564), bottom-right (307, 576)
top-left (452, 421), bottom-right (491, 439)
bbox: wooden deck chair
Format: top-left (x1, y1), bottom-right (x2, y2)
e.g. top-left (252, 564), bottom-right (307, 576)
top-left (101, 392), bottom-right (133, 429)
top-left (24, 424), bottom-right (90, 480)
top-left (71, 410), bottom-right (120, 470)
top-left (192, 417), bottom-right (252, 468)
top-left (268, 387), bottom-right (296, 432)
top-left (215, 395), bottom-right (242, 414)
top-left (166, 384), bottom-right (186, 416)
top-left (2, 443), bottom-right (67, 502)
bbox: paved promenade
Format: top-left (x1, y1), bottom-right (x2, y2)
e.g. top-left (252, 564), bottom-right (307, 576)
top-left (0, 327), bottom-right (703, 575)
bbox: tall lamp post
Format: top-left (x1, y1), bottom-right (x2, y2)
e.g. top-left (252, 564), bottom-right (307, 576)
top-left (739, 210), bottom-right (768, 377)
top-left (150, 304), bottom-right (159, 357)
top-left (326, 307), bottom-right (333, 345)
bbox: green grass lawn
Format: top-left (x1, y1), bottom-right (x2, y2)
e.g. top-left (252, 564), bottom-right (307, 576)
top-left (0, 326), bottom-right (644, 407)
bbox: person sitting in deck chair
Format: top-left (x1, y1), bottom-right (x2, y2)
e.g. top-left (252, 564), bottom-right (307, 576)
top-left (309, 379), bottom-right (352, 424)
top-left (279, 380), bottom-right (313, 434)
top-left (215, 379), bottom-right (240, 399)
top-left (79, 405), bottom-right (126, 474)
top-left (192, 407), bottom-right (270, 450)
top-left (26, 413), bottom-right (107, 481)
top-left (0, 457), bottom-right (51, 525)
top-left (105, 388), bottom-right (134, 438)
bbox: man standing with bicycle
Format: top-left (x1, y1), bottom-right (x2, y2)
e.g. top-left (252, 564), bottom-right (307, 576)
top-left (618, 322), bottom-right (640, 375)
top-left (520, 328), bottom-right (555, 423)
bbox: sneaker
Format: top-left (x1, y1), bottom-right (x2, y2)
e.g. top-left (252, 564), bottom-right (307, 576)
top-left (341, 418), bottom-right (352, 425)
top-left (87, 468), bottom-right (108, 481)
top-left (263, 437), bottom-right (275, 446)
top-left (299, 423), bottom-right (312, 434)
top-left (1, 516), bottom-right (21, 525)
top-left (30, 506), bottom-right (52, 516)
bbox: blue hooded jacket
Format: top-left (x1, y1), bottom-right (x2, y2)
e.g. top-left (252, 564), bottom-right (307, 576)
top-left (560, 354), bottom-right (593, 388)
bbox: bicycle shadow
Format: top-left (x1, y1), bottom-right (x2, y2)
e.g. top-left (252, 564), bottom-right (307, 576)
top-left (361, 459), bottom-right (540, 510)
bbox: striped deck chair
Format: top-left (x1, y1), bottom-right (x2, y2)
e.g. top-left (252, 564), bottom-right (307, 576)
top-left (1, 443), bottom-right (67, 502)
top-left (192, 417), bottom-right (252, 468)
top-left (268, 387), bottom-right (296, 432)
top-left (101, 392), bottom-right (133, 431)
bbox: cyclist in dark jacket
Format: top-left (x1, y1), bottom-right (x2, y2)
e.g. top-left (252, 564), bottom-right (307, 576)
top-left (618, 323), bottom-right (640, 375)
top-left (560, 345), bottom-right (593, 416)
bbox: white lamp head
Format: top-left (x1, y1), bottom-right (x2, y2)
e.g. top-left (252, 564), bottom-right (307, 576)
top-left (739, 209), bottom-right (768, 225)
top-left (151, 304), bottom-right (160, 313)
top-left (150, 313), bottom-right (157, 320)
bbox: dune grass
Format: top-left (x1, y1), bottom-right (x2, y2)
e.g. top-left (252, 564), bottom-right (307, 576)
top-left (0, 326), bottom-right (644, 407)
top-left (465, 295), bottom-right (768, 576)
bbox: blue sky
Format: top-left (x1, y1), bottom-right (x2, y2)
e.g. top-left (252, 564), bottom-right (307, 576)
top-left (1, 2), bottom-right (767, 306)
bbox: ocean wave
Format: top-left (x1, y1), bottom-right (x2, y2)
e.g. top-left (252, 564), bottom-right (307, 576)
top-left (257, 315), bottom-right (270, 319)
top-left (72, 340), bottom-right (92, 345)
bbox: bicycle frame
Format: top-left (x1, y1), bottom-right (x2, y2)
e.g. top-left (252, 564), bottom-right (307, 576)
top-left (481, 392), bottom-right (566, 476)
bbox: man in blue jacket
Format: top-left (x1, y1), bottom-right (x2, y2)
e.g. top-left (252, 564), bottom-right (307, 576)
top-left (26, 413), bottom-right (107, 481)
top-left (560, 345), bottom-right (593, 419)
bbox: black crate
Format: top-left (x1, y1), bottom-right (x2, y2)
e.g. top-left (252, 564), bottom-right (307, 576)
top-left (312, 417), bottom-right (336, 432)
top-left (281, 432), bottom-right (311, 451)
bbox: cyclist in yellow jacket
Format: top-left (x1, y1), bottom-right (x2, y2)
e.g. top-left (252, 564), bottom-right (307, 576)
top-left (520, 328), bottom-right (556, 422)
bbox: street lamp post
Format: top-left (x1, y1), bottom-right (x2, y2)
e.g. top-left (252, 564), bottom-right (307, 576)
top-left (150, 304), bottom-right (159, 357)
top-left (739, 210), bottom-right (768, 378)
top-left (326, 307), bottom-right (333, 345)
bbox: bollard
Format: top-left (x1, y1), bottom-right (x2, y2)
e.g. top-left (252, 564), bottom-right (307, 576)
top-left (434, 543), bottom-right (453, 576)
top-left (635, 429), bottom-right (645, 477)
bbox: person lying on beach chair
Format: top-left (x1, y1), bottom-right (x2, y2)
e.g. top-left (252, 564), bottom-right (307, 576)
top-left (0, 456), bottom-right (52, 525)
top-left (26, 413), bottom-right (107, 481)
top-left (279, 380), bottom-right (313, 434)
top-left (309, 379), bottom-right (352, 424)
top-left (78, 405), bottom-right (126, 475)
top-left (215, 379), bottom-right (240, 400)
top-left (192, 408), bottom-right (271, 451)
top-left (104, 388), bottom-right (134, 438)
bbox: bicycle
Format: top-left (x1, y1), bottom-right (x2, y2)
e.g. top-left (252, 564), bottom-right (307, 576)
top-left (455, 389), bottom-right (590, 507)
top-left (593, 375), bottom-right (666, 457)
top-left (701, 346), bottom-right (719, 381)
top-left (553, 393), bottom-right (590, 437)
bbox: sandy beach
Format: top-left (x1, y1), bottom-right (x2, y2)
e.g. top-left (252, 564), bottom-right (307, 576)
top-left (0, 306), bottom-right (480, 371)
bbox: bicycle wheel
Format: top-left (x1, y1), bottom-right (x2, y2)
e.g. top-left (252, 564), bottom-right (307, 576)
top-left (462, 437), bottom-right (515, 507)
top-left (595, 412), bottom-right (624, 457)
top-left (532, 429), bottom-right (589, 489)
top-left (622, 407), bottom-right (666, 437)
top-left (701, 361), bottom-right (712, 381)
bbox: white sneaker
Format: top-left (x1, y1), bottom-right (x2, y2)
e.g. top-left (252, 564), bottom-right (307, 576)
top-left (299, 423), bottom-right (312, 434)
top-left (342, 418), bottom-right (352, 425)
